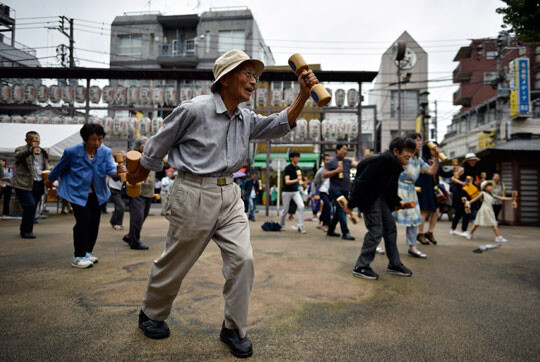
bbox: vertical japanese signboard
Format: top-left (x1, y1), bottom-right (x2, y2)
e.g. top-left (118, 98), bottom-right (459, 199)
top-left (509, 58), bottom-right (531, 117)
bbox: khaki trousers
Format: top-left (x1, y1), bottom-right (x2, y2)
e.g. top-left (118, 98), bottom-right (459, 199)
top-left (142, 173), bottom-right (253, 338)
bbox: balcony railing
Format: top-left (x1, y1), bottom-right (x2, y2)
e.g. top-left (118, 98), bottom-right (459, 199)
top-left (157, 39), bottom-right (197, 58)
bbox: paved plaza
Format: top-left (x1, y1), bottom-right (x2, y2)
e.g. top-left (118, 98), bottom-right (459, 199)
top-left (1, 207), bottom-right (539, 361)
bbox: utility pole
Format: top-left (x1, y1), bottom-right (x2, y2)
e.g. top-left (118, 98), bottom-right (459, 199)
top-left (495, 31), bottom-right (509, 141)
top-left (58, 16), bottom-right (75, 68)
top-left (433, 100), bottom-right (438, 141)
top-left (397, 64), bottom-right (402, 135)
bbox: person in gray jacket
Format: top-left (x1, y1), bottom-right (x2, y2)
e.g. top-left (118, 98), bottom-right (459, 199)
top-left (13, 131), bottom-right (49, 238)
top-left (122, 137), bottom-right (153, 250)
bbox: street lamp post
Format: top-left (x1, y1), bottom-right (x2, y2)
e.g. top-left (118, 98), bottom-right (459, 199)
top-left (419, 90), bottom-right (430, 141)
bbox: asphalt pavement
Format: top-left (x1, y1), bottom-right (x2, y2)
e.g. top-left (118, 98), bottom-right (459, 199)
top-left (1, 206), bottom-right (539, 361)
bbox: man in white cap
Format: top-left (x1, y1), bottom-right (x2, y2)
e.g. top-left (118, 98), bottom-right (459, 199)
top-left (128, 49), bottom-right (319, 358)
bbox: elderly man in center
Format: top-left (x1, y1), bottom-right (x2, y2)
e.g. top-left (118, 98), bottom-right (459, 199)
top-left (128, 49), bottom-right (320, 358)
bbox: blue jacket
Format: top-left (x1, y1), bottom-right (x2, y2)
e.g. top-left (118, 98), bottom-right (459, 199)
top-left (49, 143), bottom-right (116, 207)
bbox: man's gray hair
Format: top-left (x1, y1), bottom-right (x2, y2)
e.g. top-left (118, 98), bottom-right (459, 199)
top-left (133, 137), bottom-right (149, 152)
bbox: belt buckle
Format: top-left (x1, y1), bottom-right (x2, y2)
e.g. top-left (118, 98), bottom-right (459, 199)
top-left (217, 177), bottom-right (227, 186)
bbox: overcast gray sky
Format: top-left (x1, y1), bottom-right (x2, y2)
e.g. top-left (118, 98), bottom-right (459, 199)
top-left (5, 0), bottom-right (506, 141)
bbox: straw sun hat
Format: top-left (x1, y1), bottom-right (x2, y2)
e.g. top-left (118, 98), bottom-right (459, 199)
top-left (210, 49), bottom-right (264, 92)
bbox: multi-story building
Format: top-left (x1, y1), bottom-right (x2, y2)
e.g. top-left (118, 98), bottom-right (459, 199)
top-left (108, 7), bottom-right (275, 121)
top-left (109, 7), bottom-right (274, 70)
top-left (442, 33), bottom-right (540, 225)
top-left (369, 31), bottom-right (429, 149)
top-left (442, 33), bottom-right (540, 159)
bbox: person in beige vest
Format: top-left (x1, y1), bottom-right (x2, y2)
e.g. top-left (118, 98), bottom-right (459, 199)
top-left (128, 49), bottom-right (319, 358)
top-left (13, 131), bottom-right (49, 238)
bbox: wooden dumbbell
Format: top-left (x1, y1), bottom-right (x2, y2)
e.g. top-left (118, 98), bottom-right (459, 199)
top-left (415, 187), bottom-right (422, 193)
top-left (32, 134), bottom-right (41, 155)
top-left (512, 190), bottom-right (518, 208)
top-left (452, 159), bottom-right (459, 179)
top-left (288, 53), bottom-right (331, 107)
top-left (395, 200), bottom-right (416, 210)
top-left (364, 149), bottom-right (371, 158)
top-left (336, 195), bottom-right (360, 224)
top-left (427, 141), bottom-right (447, 162)
top-left (462, 196), bottom-right (471, 214)
top-left (114, 153), bottom-right (127, 183)
top-left (126, 150), bottom-right (142, 197)
top-left (337, 160), bottom-right (343, 179)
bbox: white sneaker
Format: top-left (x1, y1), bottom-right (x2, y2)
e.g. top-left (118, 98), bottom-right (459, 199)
top-left (450, 229), bottom-right (459, 235)
top-left (291, 226), bottom-right (298, 231)
top-left (466, 232), bottom-right (477, 240)
top-left (85, 252), bottom-right (99, 264)
top-left (458, 231), bottom-right (470, 237)
top-left (375, 247), bottom-right (385, 255)
top-left (72, 256), bottom-right (93, 269)
top-left (495, 236), bottom-right (508, 242)
top-left (298, 227), bottom-right (307, 234)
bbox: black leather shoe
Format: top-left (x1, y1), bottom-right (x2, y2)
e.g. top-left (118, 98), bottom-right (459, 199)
top-left (220, 321), bottom-right (253, 358)
top-left (341, 233), bottom-right (355, 241)
top-left (20, 233), bottom-right (36, 239)
top-left (131, 242), bottom-right (149, 250)
top-left (122, 235), bottom-right (130, 245)
top-left (138, 310), bottom-right (170, 339)
top-left (327, 231), bottom-right (340, 237)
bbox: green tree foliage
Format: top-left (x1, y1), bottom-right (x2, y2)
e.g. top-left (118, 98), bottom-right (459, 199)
top-left (496, 0), bottom-right (540, 42)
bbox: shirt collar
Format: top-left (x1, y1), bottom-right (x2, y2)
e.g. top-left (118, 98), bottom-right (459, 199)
top-left (212, 92), bottom-right (242, 119)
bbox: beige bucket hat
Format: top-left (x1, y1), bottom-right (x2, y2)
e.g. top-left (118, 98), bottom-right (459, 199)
top-left (462, 152), bottom-right (480, 164)
top-left (210, 49), bottom-right (264, 92)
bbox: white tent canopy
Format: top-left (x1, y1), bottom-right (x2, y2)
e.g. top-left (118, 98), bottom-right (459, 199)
top-left (0, 124), bottom-right (82, 158)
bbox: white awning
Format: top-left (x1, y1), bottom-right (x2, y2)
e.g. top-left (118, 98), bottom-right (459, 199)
top-left (0, 124), bottom-right (82, 158)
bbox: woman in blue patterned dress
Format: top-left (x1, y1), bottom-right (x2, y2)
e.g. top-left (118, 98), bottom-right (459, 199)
top-left (393, 133), bottom-right (440, 258)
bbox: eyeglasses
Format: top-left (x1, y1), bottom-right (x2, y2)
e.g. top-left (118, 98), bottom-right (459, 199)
top-left (240, 69), bottom-right (259, 82)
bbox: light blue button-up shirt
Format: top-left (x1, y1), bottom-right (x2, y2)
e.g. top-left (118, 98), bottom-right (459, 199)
top-left (141, 92), bottom-right (292, 177)
top-left (49, 143), bottom-right (116, 207)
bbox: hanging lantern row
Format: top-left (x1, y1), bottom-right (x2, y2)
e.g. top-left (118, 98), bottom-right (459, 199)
top-left (0, 115), bottom-right (165, 137)
top-left (0, 84), bottom-right (210, 106)
top-left (292, 118), bottom-right (360, 140)
top-left (255, 87), bottom-right (318, 108)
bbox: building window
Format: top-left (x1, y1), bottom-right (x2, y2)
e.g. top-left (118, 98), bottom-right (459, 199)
top-left (205, 31), bottom-right (211, 54)
top-left (218, 30), bottom-right (245, 53)
top-left (535, 71), bottom-right (540, 90)
top-left (485, 50), bottom-right (497, 60)
top-left (468, 146), bottom-right (476, 153)
top-left (258, 43), bottom-right (266, 65)
top-left (118, 34), bottom-right (142, 56)
top-left (450, 151), bottom-right (455, 158)
top-left (390, 90), bottom-right (419, 118)
top-left (483, 71), bottom-right (498, 85)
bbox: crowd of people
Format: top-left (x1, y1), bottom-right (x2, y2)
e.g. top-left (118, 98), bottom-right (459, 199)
top-left (0, 48), bottom-right (516, 359)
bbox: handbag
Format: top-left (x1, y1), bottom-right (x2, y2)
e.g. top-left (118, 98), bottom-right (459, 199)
top-left (435, 186), bottom-right (450, 203)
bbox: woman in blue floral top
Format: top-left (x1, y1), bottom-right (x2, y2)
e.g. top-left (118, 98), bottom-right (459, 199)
top-left (393, 133), bottom-right (440, 258)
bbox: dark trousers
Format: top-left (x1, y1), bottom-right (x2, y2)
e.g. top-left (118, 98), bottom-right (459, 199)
top-left (493, 204), bottom-right (502, 221)
top-left (15, 181), bottom-right (44, 235)
top-left (0, 185), bottom-right (12, 215)
top-left (71, 192), bottom-right (101, 257)
top-left (354, 196), bottom-right (402, 269)
top-left (328, 189), bottom-right (350, 235)
top-left (125, 195), bottom-right (152, 244)
top-left (109, 188), bottom-right (125, 226)
top-left (451, 203), bottom-right (471, 231)
top-left (320, 192), bottom-right (332, 226)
